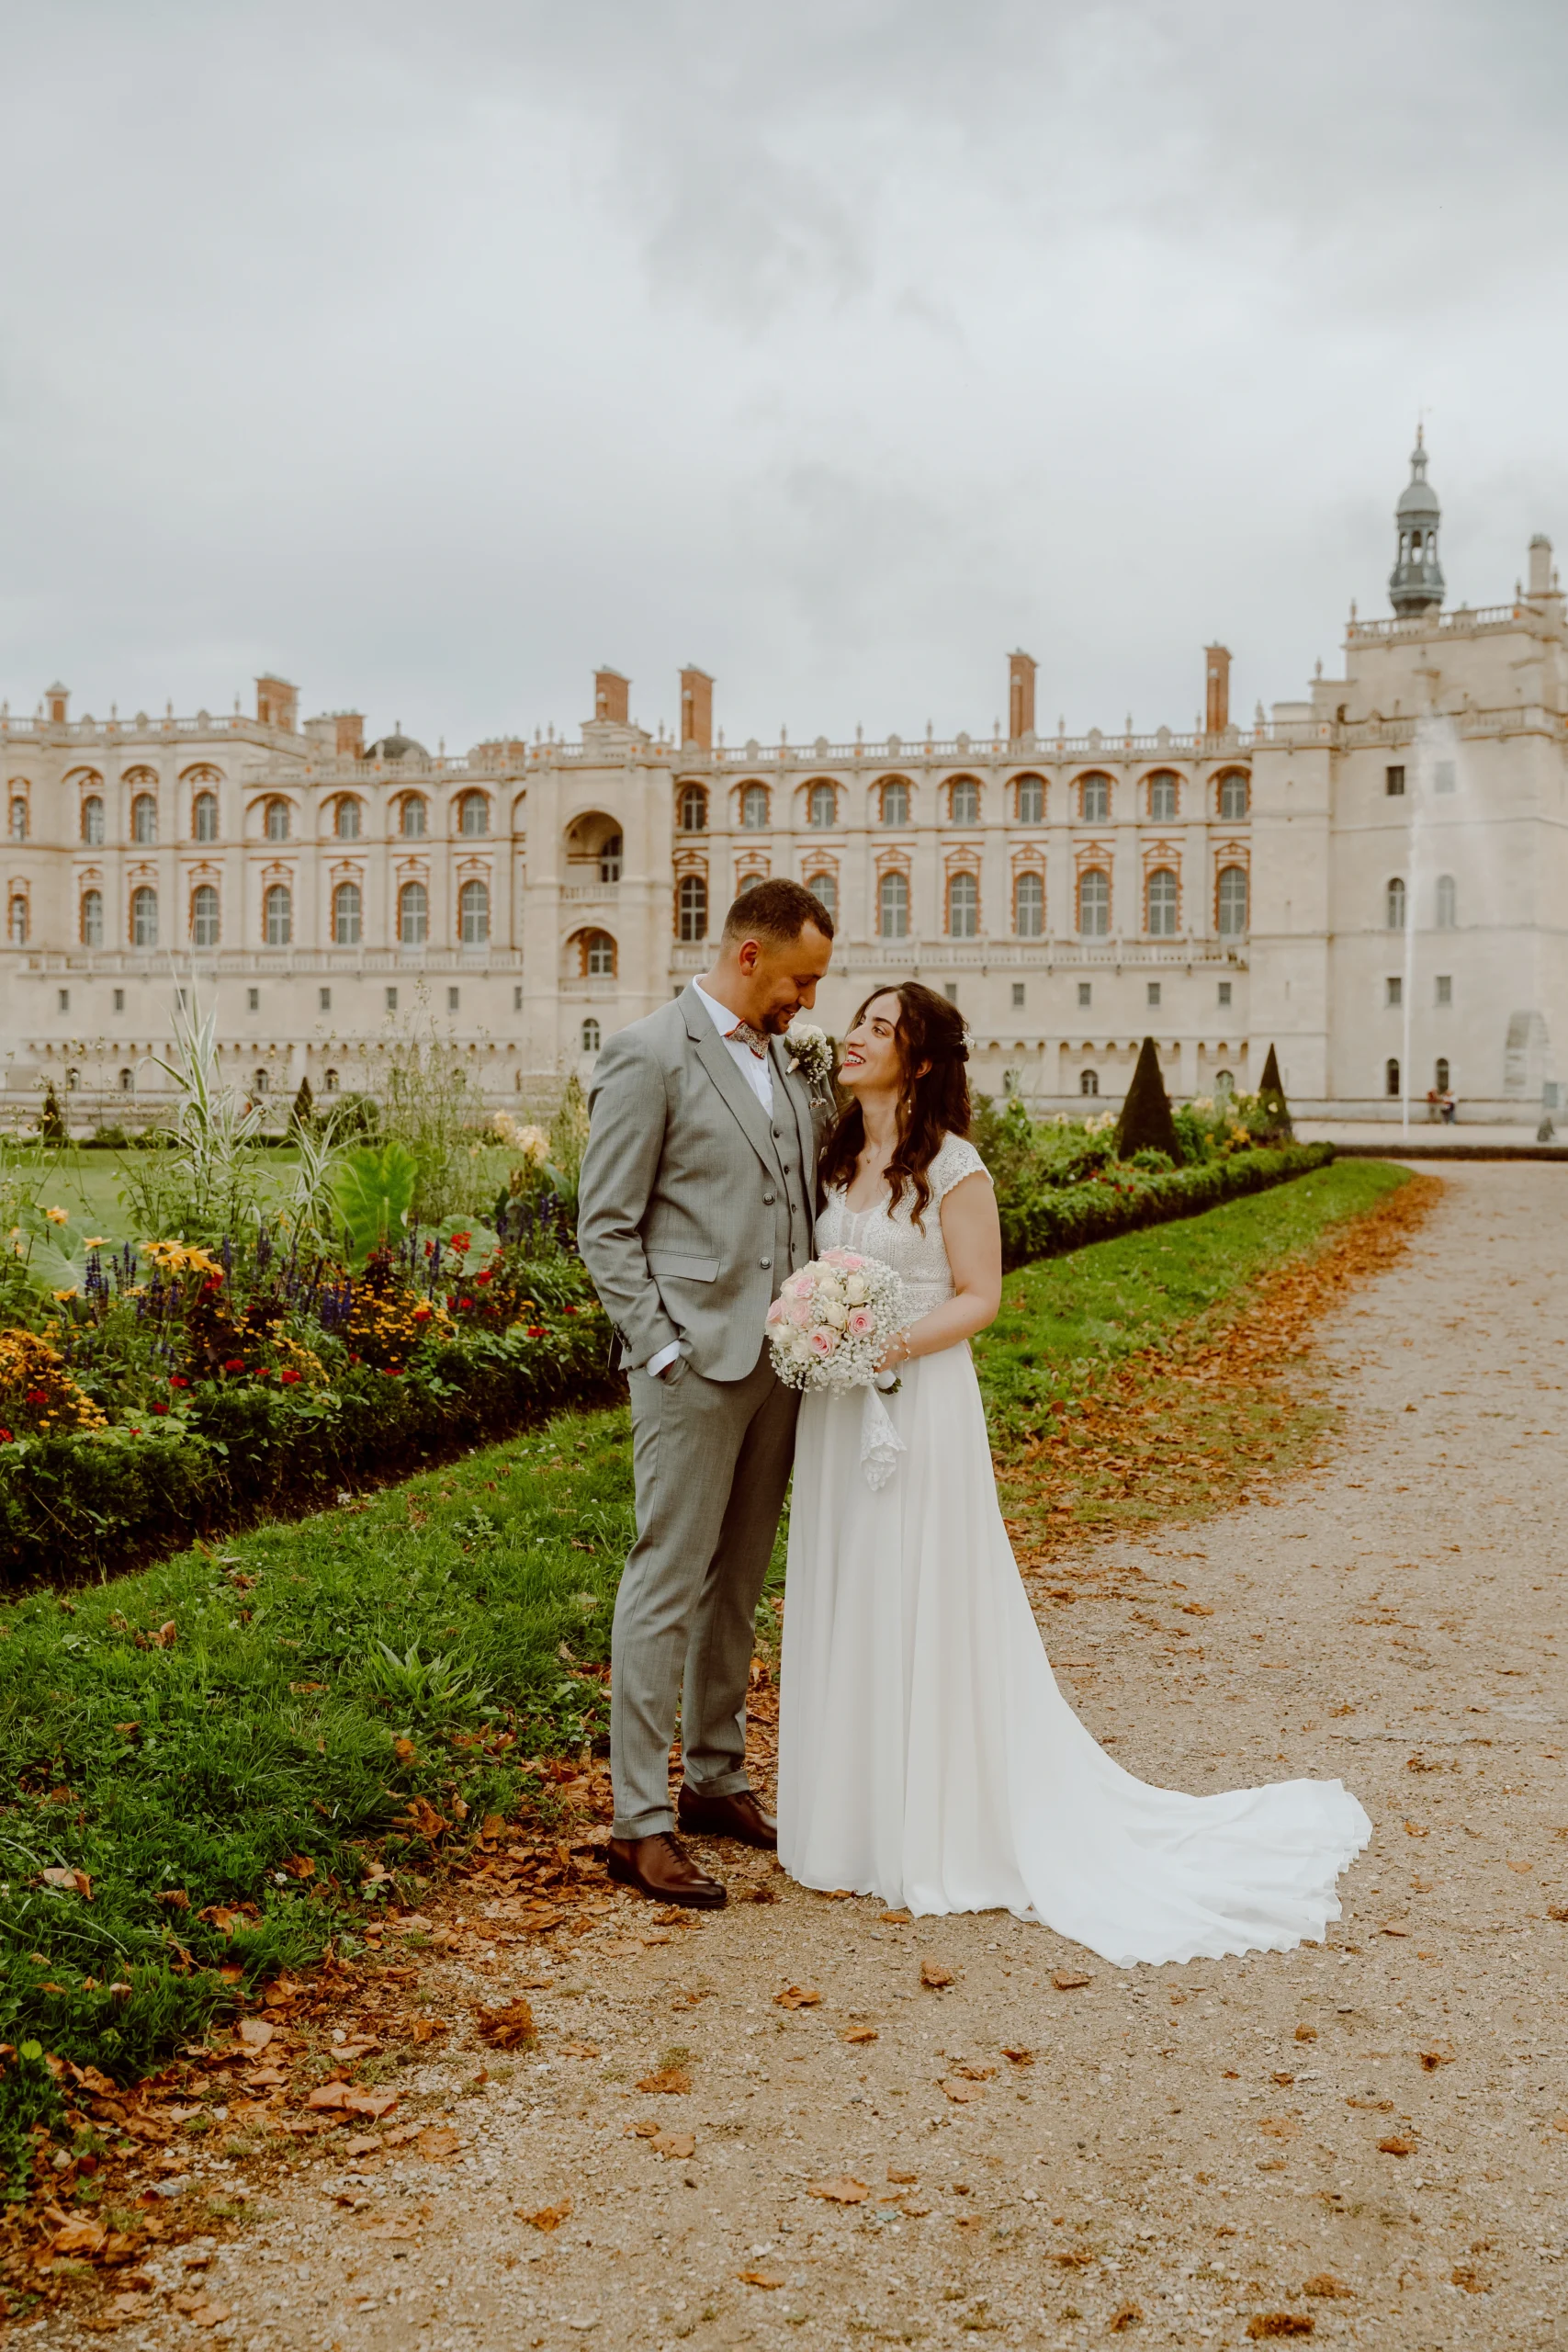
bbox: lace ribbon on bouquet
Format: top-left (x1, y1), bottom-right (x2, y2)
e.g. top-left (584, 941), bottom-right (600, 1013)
top-left (859, 1384), bottom-right (906, 1490)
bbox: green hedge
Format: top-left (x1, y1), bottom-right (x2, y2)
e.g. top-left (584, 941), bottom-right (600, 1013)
top-left (995, 1141), bottom-right (1336, 1271)
top-left (0, 1284), bottom-right (615, 1590)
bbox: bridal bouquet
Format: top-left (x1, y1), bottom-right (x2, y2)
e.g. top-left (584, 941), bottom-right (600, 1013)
top-left (766, 1250), bottom-right (910, 1487)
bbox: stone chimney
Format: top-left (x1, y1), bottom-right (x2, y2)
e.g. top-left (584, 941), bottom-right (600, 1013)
top-left (45, 682), bottom-right (69, 725)
top-left (593, 668), bottom-right (629, 726)
top-left (680, 666), bottom-right (714, 751)
top-left (334, 711), bottom-right (365, 757)
top-left (1528, 534), bottom-right (1554, 598)
top-left (1008, 650), bottom-right (1037, 741)
top-left (1204, 644), bottom-right (1231, 735)
top-left (256, 674), bottom-right (299, 732)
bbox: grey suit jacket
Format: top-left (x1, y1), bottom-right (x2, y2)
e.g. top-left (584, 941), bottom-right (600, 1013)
top-left (578, 988), bottom-right (828, 1384)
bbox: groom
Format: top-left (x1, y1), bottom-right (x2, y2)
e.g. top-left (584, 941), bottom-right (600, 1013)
top-left (578, 878), bottom-right (836, 1906)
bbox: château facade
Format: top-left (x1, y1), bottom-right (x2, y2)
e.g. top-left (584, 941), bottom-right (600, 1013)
top-left (3, 439), bottom-right (1565, 1125)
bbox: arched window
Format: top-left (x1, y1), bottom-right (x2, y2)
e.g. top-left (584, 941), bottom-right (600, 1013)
top-left (1385, 876), bottom-right (1406, 930)
top-left (334, 797), bottom-right (362, 841)
top-left (1016, 774), bottom-right (1045, 824)
top-left (1386, 1057), bottom-right (1401, 1098)
top-left (740, 784), bottom-right (769, 830)
top-left (949, 776), bottom-right (980, 824)
top-left (82, 795), bottom-right (105, 845)
top-left (8, 797), bottom-right (26, 840)
top-left (399, 881), bottom-right (428, 944)
top-left (679, 785), bottom-right (707, 832)
top-left (459, 878), bottom-right (490, 944)
top-left (1078, 867), bottom-right (1110, 937)
top-left (1147, 771), bottom-right (1179, 821)
top-left (458, 791), bottom-right (490, 837)
top-left (265, 798), bottom-right (291, 842)
top-left (878, 870), bottom-right (908, 939)
top-left (1217, 865), bottom-right (1248, 936)
top-left (677, 874), bottom-right (708, 942)
top-left (333, 881), bottom-right (362, 945)
top-left (880, 779), bottom-right (909, 826)
top-left (1218, 771), bottom-right (1249, 820)
top-left (1080, 1069), bottom-right (1099, 1097)
top-left (584, 929), bottom-right (616, 977)
top-left (947, 870), bottom-right (979, 938)
top-left (131, 792), bottom-right (157, 844)
top-left (193, 790), bottom-right (218, 842)
top-left (581, 1018), bottom-right (602, 1054)
top-left (254, 1068), bottom-right (270, 1096)
top-left (6, 894), bottom-right (26, 944)
top-left (1079, 773), bottom-right (1111, 821)
top-left (1214, 1069), bottom-right (1235, 1098)
top-left (1015, 870), bottom-right (1044, 938)
top-left (598, 831), bottom-right (623, 883)
top-left (130, 885), bottom-right (158, 947)
top-left (400, 795), bottom-right (426, 838)
top-left (1146, 867), bottom-right (1179, 937)
top-left (1436, 873), bottom-right (1456, 928)
top-left (190, 884), bottom-right (220, 947)
top-left (118, 1067), bottom-right (134, 1095)
top-left (264, 883), bottom-right (293, 945)
top-left (324, 1069), bottom-right (340, 1094)
top-left (81, 888), bottom-right (104, 947)
top-left (806, 870), bottom-right (837, 922)
top-left (807, 781), bottom-right (837, 828)
top-left (1435, 1057), bottom-right (1450, 1091)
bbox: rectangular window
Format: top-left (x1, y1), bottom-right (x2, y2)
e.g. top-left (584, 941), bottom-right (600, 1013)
top-left (513, 984), bottom-right (523, 1012)
top-left (448, 986), bottom-right (460, 1013)
top-left (58, 988), bottom-right (69, 1014)
top-left (1387, 976), bottom-right (1403, 1007)
top-left (246, 987), bottom-right (259, 1013)
top-left (113, 987), bottom-right (125, 1013)
top-left (319, 986), bottom-right (332, 1013)
top-left (1217, 979), bottom-right (1232, 1007)
top-left (943, 981), bottom-right (959, 1003)
top-left (1146, 980), bottom-right (1161, 1008)
top-left (1385, 765), bottom-right (1405, 797)
top-left (1011, 981), bottom-right (1025, 1009)
top-left (1436, 973), bottom-right (1452, 1006)
top-left (386, 986), bottom-right (398, 1012)
top-left (1077, 980), bottom-right (1091, 1008)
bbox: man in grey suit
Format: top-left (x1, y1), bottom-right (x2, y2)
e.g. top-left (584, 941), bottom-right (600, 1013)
top-left (578, 879), bottom-right (835, 1905)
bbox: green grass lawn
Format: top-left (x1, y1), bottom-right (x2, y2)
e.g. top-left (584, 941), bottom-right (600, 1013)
top-left (0, 1155), bottom-right (1410, 2149)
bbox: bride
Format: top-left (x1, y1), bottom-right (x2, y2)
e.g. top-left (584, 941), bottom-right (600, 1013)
top-left (775, 981), bottom-right (1371, 1967)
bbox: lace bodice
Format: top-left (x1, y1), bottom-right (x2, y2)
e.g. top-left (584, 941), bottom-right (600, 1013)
top-left (817, 1132), bottom-right (991, 1317)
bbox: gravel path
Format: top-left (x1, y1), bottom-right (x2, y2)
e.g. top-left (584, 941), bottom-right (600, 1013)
top-left (67, 1167), bottom-right (1568, 2351)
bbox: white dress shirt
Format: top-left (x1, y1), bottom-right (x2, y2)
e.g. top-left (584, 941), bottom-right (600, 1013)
top-left (646, 979), bottom-right (776, 1378)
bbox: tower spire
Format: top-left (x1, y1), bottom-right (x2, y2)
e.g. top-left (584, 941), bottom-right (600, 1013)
top-left (1388, 426), bottom-right (1445, 617)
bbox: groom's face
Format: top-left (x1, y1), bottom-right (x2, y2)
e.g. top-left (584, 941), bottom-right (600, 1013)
top-left (736, 921), bottom-right (834, 1034)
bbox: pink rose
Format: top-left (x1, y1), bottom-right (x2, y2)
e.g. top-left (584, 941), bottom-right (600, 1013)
top-left (847, 1308), bottom-right (874, 1336)
top-left (766, 1297), bottom-right (785, 1325)
top-left (783, 1272), bottom-right (815, 1298)
top-left (786, 1296), bottom-right (815, 1328)
top-left (808, 1327), bottom-right (839, 1356)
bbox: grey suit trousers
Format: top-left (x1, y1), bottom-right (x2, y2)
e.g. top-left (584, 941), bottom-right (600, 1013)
top-left (611, 1349), bottom-right (799, 1838)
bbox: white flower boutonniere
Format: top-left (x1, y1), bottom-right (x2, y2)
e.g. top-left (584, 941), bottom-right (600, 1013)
top-left (784, 1021), bottom-right (834, 1091)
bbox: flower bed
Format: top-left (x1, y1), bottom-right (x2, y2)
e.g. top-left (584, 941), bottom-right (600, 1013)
top-left (993, 1140), bottom-right (1336, 1271)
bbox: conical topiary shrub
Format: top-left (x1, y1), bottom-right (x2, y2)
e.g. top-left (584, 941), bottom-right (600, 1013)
top-left (1256, 1044), bottom-right (1293, 1142)
top-left (1116, 1036), bottom-right (1181, 1163)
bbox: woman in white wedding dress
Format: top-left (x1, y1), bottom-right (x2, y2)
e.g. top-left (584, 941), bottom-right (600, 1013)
top-left (776, 983), bottom-right (1371, 1968)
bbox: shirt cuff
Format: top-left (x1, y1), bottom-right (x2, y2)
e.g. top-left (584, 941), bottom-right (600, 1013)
top-left (646, 1340), bottom-right (682, 1378)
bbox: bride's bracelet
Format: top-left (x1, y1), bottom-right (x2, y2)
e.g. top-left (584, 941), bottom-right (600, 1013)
top-left (888, 1331), bottom-right (914, 1370)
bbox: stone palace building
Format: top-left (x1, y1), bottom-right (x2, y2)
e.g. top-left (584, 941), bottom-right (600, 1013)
top-left (3, 437), bottom-right (1565, 1125)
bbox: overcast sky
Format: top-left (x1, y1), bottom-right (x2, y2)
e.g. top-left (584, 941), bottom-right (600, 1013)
top-left (2, 0), bottom-right (1564, 752)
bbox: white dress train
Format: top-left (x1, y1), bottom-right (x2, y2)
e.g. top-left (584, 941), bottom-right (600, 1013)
top-left (775, 1133), bottom-right (1371, 1969)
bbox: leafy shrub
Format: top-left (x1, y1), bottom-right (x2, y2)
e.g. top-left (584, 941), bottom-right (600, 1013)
top-left (994, 1141), bottom-right (1335, 1271)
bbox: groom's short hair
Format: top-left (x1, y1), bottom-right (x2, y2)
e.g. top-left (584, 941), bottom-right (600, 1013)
top-left (722, 877), bottom-right (835, 945)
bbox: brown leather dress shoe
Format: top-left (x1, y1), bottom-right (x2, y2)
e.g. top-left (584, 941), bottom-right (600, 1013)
top-left (676, 1785), bottom-right (778, 1849)
top-left (605, 1831), bottom-right (727, 1908)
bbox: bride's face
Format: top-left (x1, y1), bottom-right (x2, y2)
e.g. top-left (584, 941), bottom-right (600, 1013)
top-left (839, 993), bottom-right (905, 1097)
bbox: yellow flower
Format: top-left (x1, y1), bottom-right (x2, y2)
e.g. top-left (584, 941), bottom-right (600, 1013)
top-left (85, 1237), bottom-right (109, 1250)
top-left (44, 1206), bottom-right (69, 1225)
top-left (51, 1288), bottom-right (78, 1303)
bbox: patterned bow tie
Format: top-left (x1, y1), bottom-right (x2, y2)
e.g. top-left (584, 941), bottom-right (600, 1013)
top-left (728, 1020), bottom-right (769, 1059)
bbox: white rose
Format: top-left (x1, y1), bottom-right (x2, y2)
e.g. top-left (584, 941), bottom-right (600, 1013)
top-left (843, 1275), bottom-right (868, 1304)
top-left (819, 1297), bottom-right (848, 1329)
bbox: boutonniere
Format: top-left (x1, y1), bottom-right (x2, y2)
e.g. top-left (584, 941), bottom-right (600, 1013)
top-left (784, 1021), bottom-right (834, 1089)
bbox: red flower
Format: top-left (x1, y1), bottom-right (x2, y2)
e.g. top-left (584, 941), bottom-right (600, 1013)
top-left (476, 1269), bottom-right (492, 1285)
top-left (253, 1366), bottom-right (269, 1377)
top-left (347, 1351), bottom-right (360, 1363)
top-left (151, 1402), bottom-right (169, 1416)
top-left (169, 1374), bottom-right (190, 1389)
top-left (526, 1325), bottom-right (546, 1339)
top-left (423, 1239), bottom-right (434, 1258)
top-left (279, 1368), bottom-right (302, 1385)
top-left (223, 1358), bottom-right (245, 1374)
top-left (0, 1429), bottom-right (12, 1443)
top-left (449, 1232), bottom-right (472, 1254)
top-left (412, 1304), bottom-right (432, 1323)
top-left (24, 1387), bottom-right (48, 1407)
top-left (563, 1304), bottom-right (578, 1316)
top-left (382, 1367), bottom-right (401, 1378)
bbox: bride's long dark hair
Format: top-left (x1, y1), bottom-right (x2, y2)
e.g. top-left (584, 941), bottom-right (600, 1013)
top-left (818, 981), bottom-right (971, 1229)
